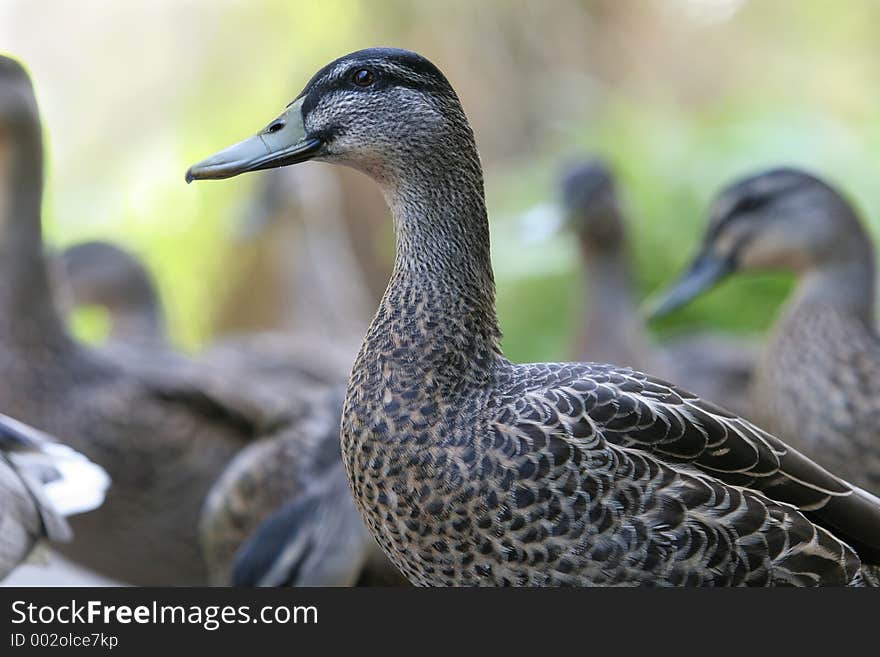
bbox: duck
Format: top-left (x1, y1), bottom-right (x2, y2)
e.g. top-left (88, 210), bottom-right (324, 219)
top-left (649, 168), bottom-right (880, 494)
top-left (205, 387), bottom-right (408, 586)
top-left (52, 240), bottom-right (169, 348)
top-left (230, 464), bottom-right (385, 586)
top-left (198, 330), bottom-right (355, 393)
top-left (0, 413), bottom-right (109, 580)
top-left (561, 159), bottom-right (757, 418)
top-left (187, 48), bottom-right (880, 586)
top-left (45, 247), bottom-right (402, 587)
top-left (0, 54), bottom-right (303, 585)
top-left (51, 237), bottom-right (351, 388)
top-left (39, 183), bottom-right (399, 586)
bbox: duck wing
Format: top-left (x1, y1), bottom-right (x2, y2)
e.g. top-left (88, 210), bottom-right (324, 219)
top-left (505, 362), bottom-right (880, 564)
top-left (199, 387), bottom-right (346, 584)
top-left (231, 462), bottom-right (370, 587)
top-left (104, 343), bottom-right (301, 439)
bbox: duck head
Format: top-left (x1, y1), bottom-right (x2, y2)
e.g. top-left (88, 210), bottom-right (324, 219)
top-left (0, 56), bottom-right (40, 138)
top-left (560, 158), bottom-right (625, 251)
top-left (0, 57), bottom-right (42, 201)
top-left (186, 48), bottom-right (469, 185)
top-left (56, 241), bottom-right (158, 313)
top-left (648, 167), bottom-right (863, 317)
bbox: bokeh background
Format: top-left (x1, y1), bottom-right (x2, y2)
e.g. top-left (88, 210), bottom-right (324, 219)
top-left (2, 0), bottom-right (879, 361)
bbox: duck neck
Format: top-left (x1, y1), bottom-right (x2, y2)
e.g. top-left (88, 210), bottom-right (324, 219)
top-left (364, 141), bottom-right (503, 385)
top-left (0, 126), bottom-right (70, 353)
top-left (791, 223), bottom-right (876, 326)
top-left (793, 259), bottom-right (876, 325)
top-left (578, 240), bottom-right (649, 365)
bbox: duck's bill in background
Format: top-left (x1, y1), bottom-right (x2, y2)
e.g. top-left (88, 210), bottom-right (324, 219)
top-left (645, 251), bottom-right (732, 318)
top-left (185, 97), bottom-right (321, 183)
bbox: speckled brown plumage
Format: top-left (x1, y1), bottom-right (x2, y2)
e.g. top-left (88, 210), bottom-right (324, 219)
top-left (561, 159), bottom-right (757, 419)
top-left (188, 48), bottom-right (880, 586)
top-left (653, 169), bottom-right (880, 495)
top-left (345, 352), bottom-right (879, 585)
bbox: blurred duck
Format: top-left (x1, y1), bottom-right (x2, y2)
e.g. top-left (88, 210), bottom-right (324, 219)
top-left (650, 168), bottom-right (880, 493)
top-left (53, 241), bottom-right (169, 348)
top-left (198, 330), bottom-right (355, 392)
top-left (52, 238), bottom-right (351, 388)
top-left (199, 165), bottom-right (379, 389)
top-left (220, 165), bottom-right (376, 342)
top-left (43, 189), bottom-right (401, 587)
top-left (0, 413), bottom-right (109, 580)
top-left (561, 159), bottom-right (757, 418)
top-left (193, 140), bottom-right (396, 585)
top-left (188, 47), bottom-right (880, 586)
top-left (204, 388), bottom-right (407, 586)
top-left (0, 54), bottom-right (308, 585)
top-left (194, 170), bottom-right (385, 585)
top-left (230, 463), bottom-right (385, 586)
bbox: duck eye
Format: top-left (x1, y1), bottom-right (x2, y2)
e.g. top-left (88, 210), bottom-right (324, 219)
top-left (352, 68), bottom-right (375, 87)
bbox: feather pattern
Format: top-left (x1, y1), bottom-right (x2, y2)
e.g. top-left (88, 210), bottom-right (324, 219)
top-left (346, 358), bottom-right (875, 586)
top-left (651, 169), bottom-right (880, 498)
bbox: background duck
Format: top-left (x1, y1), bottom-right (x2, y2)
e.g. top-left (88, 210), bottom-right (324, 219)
top-left (650, 167), bottom-right (880, 494)
top-left (197, 165), bottom-right (380, 393)
top-left (0, 413), bottom-right (109, 580)
top-left (211, 164), bottom-right (380, 345)
top-left (194, 170), bottom-right (403, 587)
top-left (188, 48), bottom-right (880, 586)
top-left (0, 54), bottom-right (309, 585)
top-left (44, 175), bottom-right (402, 588)
top-left (205, 387), bottom-right (407, 587)
top-left (230, 462), bottom-right (387, 586)
top-left (560, 159), bottom-right (756, 417)
top-left (53, 236), bottom-right (352, 392)
top-left (52, 240), bottom-right (169, 348)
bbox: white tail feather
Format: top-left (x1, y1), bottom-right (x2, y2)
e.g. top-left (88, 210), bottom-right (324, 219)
top-left (37, 443), bottom-right (110, 516)
top-left (1, 414), bottom-right (111, 518)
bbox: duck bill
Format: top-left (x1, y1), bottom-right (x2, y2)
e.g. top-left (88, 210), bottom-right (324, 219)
top-left (185, 97), bottom-right (321, 183)
top-left (646, 252), bottom-right (732, 318)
